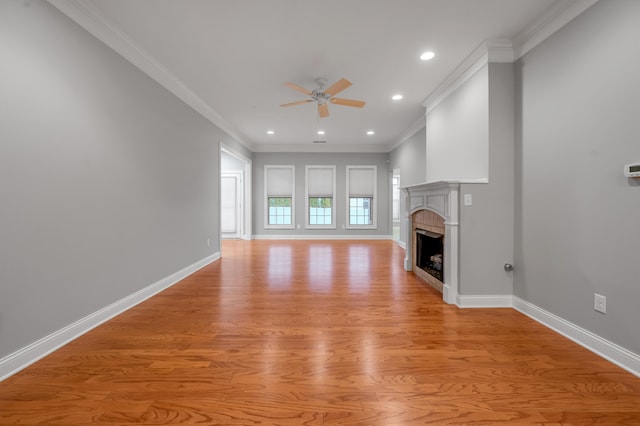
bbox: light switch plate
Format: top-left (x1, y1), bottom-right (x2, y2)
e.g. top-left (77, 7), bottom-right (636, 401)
top-left (464, 194), bottom-right (473, 206)
top-left (594, 293), bottom-right (606, 314)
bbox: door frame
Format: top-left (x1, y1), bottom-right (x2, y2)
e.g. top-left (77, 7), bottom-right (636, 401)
top-left (221, 145), bottom-right (252, 240)
top-left (221, 171), bottom-right (243, 239)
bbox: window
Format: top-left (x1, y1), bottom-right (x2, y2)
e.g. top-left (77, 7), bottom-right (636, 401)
top-left (346, 165), bottom-right (377, 229)
top-left (306, 165), bottom-right (336, 228)
top-left (264, 165), bottom-right (295, 228)
top-left (310, 197), bottom-right (332, 225)
top-left (268, 197), bottom-right (292, 225)
top-left (349, 197), bottom-right (372, 224)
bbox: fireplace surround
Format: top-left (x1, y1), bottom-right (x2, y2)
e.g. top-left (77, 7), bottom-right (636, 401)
top-left (416, 229), bottom-right (444, 281)
top-left (401, 181), bottom-right (460, 304)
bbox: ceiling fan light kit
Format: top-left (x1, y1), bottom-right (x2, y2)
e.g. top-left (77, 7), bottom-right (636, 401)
top-left (281, 77), bottom-right (365, 118)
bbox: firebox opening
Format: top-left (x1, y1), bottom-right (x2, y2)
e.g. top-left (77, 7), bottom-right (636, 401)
top-left (416, 229), bottom-right (444, 282)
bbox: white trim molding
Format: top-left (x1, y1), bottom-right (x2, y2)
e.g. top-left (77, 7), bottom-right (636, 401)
top-left (422, 40), bottom-right (513, 114)
top-left (0, 253), bottom-right (220, 382)
top-left (252, 235), bottom-right (393, 241)
top-left (512, 0), bottom-right (600, 59)
top-left (457, 294), bottom-right (513, 308)
top-left (47, 0), bottom-right (253, 152)
top-left (387, 114), bottom-right (427, 152)
top-left (422, 2), bottom-right (598, 115)
top-left (445, 293), bottom-right (640, 377)
top-left (513, 296), bottom-right (640, 378)
top-left (251, 143), bottom-right (390, 154)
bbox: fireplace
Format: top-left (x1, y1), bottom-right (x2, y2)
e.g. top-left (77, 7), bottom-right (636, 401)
top-left (410, 209), bottom-right (446, 292)
top-left (401, 181), bottom-right (460, 304)
top-left (416, 229), bottom-right (444, 282)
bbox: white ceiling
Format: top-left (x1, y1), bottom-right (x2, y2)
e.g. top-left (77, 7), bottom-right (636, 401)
top-left (52, 0), bottom-right (592, 152)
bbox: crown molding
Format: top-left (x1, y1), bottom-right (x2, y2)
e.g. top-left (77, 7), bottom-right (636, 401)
top-left (422, 39), bottom-right (512, 114)
top-left (387, 114), bottom-right (427, 152)
top-left (48, 0), bottom-right (599, 155)
top-left (422, 0), bottom-right (598, 116)
top-left (47, 0), bottom-right (255, 152)
top-left (512, 0), bottom-right (599, 59)
top-left (485, 38), bottom-right (516, 63)
top-left (251, 143), bottom-right (390, 154)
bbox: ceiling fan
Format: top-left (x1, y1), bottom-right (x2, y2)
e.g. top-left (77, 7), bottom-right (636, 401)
top-left (280, 77), bottom-right (365, 118)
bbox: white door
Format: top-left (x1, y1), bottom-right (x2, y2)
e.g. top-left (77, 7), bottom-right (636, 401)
top-left (221, 172), bottom-right (242, 239)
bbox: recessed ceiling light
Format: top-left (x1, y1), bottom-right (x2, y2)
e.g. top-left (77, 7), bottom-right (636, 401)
top-left (317, 130), bottom-right (325, 135)
top-left (420, 51), bottom-right (435, 61)
top-left (367, 130), bottom-right (375, 135)
top-left (392, 94), bottom-right (403, 101)
top-left (267, 130), bottom-right (275, 135)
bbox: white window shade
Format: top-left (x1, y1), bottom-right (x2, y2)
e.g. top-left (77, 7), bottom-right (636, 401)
top-left (266, 167), bottom-right (293, 196)
top-left (307, 167), bottom-right (334, 197)
top-left (348, 168), bottom-right (375, 197)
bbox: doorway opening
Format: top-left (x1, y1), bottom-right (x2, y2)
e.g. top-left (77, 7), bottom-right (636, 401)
top-left (392, 169), bottom-right (401, 242)
top-left (221, 147), bottom-right (252, 240)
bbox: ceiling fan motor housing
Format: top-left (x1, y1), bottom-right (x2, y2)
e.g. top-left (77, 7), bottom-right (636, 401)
top-left (312, 88), bottom-right (329, 102)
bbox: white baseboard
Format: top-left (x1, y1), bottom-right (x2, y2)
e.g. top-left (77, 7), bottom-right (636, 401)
top-left (396, 240), bottom-right (406, 250)
top-left (4, 263), bottom-right (638, 381)
top-left (0, 252), bottom-right (220, 382)
top-left (252, 234), bottom-right (393, 240)
top-left (455, 294), bottom-right (640, 377)
top-left (513, 296), bottom-right (640, 378)
top-left (457, 294), bottom-right (513, 308)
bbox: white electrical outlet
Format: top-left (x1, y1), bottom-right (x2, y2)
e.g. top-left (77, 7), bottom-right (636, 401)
top-left (594, 293), bottom-right (606, 314)
top-left (464, 193), bottom-right (473, 206)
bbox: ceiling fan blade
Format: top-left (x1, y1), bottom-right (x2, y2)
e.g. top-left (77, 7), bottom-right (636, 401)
top-left (284, 82), bottom-right (312, 95)
top-left (324, 78), bottom-right (352, 97)
top-left (280, 99), bottom-right (313, 107)
top-left (330, 98), bottom-right (366, 108)
top-left (318, 103), bottom-right (329, 118)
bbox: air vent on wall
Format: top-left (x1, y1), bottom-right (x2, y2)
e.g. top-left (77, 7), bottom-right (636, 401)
top-left (312, 140), bottom-right (327, 144)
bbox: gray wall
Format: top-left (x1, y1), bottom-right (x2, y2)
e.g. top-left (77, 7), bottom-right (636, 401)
top-left (515, 0), bottom-right (640, 354)
top-left (459, 63), bottom-right (515, 296)
top-left (421, 62), bottom-right (514, 296)
top-left (0, 2), bottom-right (227, 358)
top-left (389, 126), bottom-right (427, 247)
top-left (253, 152), bottom-right (391, 237)
top-left (389, 127), bottom-right (427, 187)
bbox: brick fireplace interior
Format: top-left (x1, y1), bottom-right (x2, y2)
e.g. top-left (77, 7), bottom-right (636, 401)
top-left (412, 209), bottom-right (445, 293)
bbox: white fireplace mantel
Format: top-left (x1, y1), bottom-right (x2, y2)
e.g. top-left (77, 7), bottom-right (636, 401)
top-left (401, 181), bottom-right (460, 304)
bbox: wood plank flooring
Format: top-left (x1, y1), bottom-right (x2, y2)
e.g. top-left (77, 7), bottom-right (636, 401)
top-left (1, 240), bottom-right (639, 424)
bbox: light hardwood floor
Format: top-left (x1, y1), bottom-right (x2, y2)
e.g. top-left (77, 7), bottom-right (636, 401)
top-left (1, 240), bottom-right (639, 424)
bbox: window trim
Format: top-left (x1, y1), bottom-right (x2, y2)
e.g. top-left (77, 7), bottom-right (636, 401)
top-left (305, 165), bottom-right (336, 229)
top-left (346, 165), bottom-right (377, 230)
top-left (264, 165), bottom-right (295, 229)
